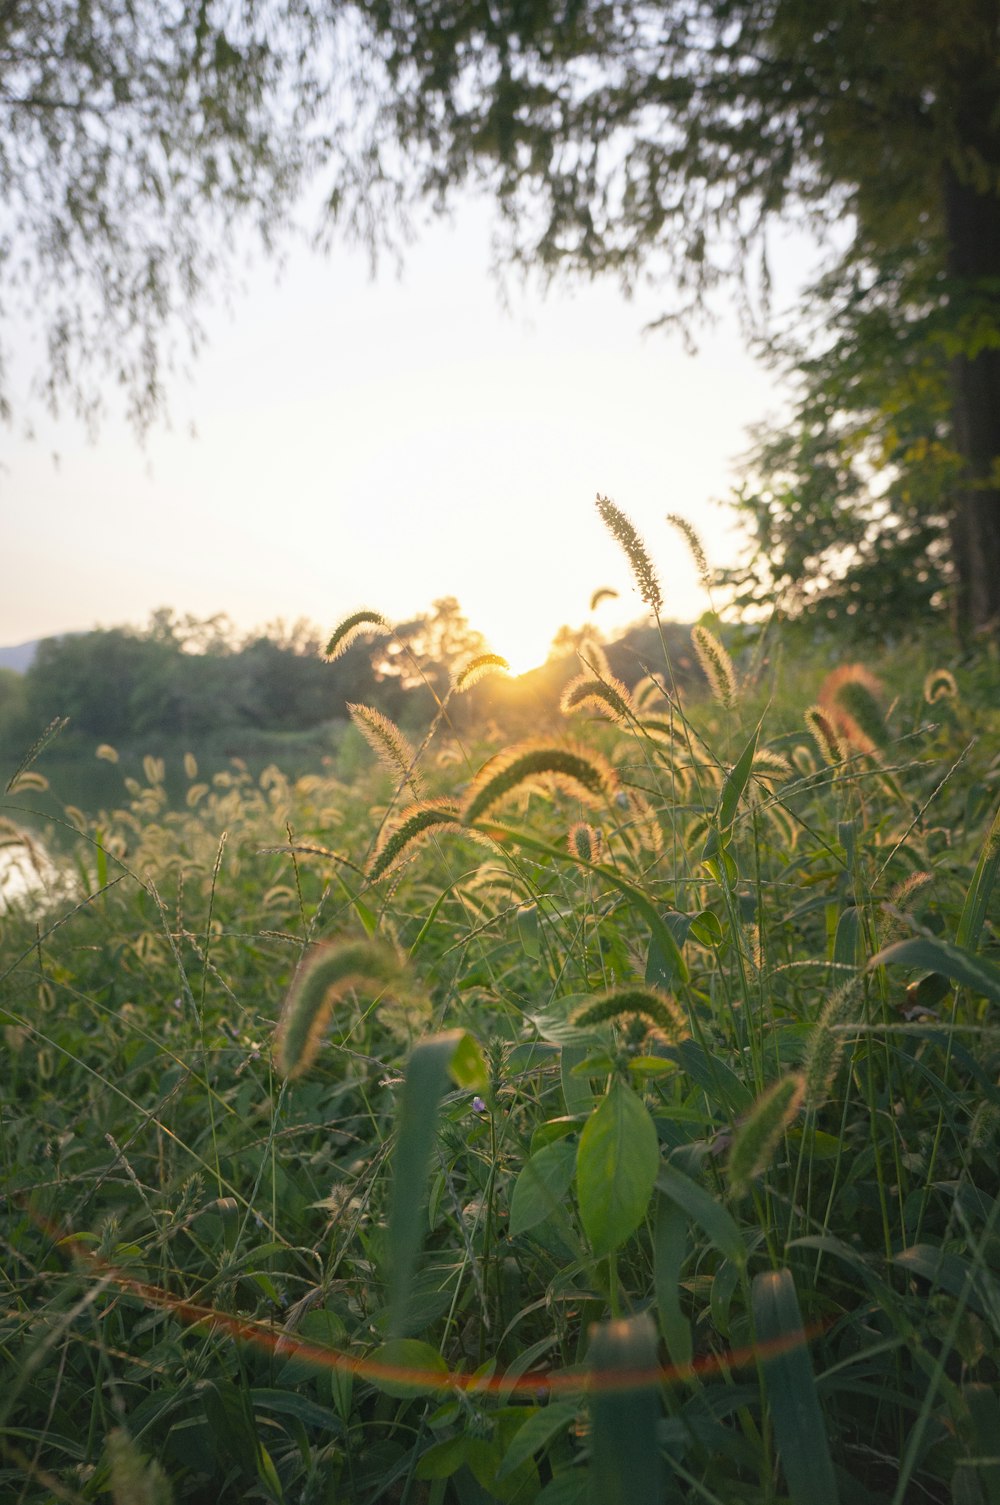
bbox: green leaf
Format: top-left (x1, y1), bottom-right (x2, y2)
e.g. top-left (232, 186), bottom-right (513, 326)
top-left (509, 1139), bottom-right (577, 1237)
top-left (517, 902), bottom-right (542, 957)
top-left (653, 1191), bottom-right (693, 1368)
top-left (576, 1079), bottom-right (658, 1256)
top-left (415, 1434), bottom-right (469, 1480)
top-left (957, 802), bottom-right (1000, 953)
top-left (655, 1163), bottom-right (746, 1267)
top-left (893, 1244), bottom-right (1000, 1327)
top-left (370, 1338), bottom-right (450, 1398)
top-left (870, 936), bottom-right (1000, 1002)
top-left (448, 1032), bottom-right (488, 1092)
top-left (719, 722), bottom-right (761, 830)
top-left (587, 1314), bottom-right (662, 1505)
top-left (660, 1037), bottom-right (754, 1116)
top-left (388, 1031), bottom-right (481, 1335)
top-left (495, 1401), bottom-right (578, 1480)
top-left (751, 1269), bottom-right (838, 1505)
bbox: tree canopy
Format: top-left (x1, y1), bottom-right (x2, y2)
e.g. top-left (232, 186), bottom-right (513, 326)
top-left (5, 1), bottom-right (1000, 628)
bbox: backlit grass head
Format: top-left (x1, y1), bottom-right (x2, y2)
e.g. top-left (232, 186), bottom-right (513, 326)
top-left (274, 937), bottom-right (403, 1080)
top-left (804, 704), bottom-right (845, 767)
top-left (596, 495), bottom-right (662, 615)
top-left (728, 1074), bottom-right (804, 1197)
top-left (368, 799), bottom-right (465, 882)
top-left (574, 986), bottom-right (688, 1042)
top-left (348, 704), bottom-right (420, 794)
top-left (819, 664), bottom-right (888, 754)
top-left (665, 513), bottom-right (710, 588)
top-left (691, 625), bottom-right (737, 709)
top-left (560, 671), bottom-right (636, 726)
top-left (326, 609), bottom-right (389, 660)
top-left (452, 653), bottom-right (510, 693)
top-left (461, 741), bottom-right (618, 824)
top-left (568, 821), bottom-right (603, 866)
top-left (923, 667), bottom-right (958, 705)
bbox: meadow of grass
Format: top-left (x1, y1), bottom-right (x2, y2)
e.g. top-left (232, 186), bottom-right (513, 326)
top-left (2, 528), bottom-right (999, 1504)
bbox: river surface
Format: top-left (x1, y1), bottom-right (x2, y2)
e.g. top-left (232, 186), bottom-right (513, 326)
top-left (0, 833), bottom-right (61, 912)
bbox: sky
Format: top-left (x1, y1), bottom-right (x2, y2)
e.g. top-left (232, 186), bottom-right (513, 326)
top-left (3, 199), bottom-right (807, 676)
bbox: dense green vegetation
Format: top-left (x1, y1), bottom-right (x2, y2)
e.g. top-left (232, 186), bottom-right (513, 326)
top-left (2, 506), bottom-right (999, 1504)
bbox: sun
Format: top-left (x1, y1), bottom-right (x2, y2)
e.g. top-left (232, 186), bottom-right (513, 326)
top-left (481, 615), bottom-right (551, 678)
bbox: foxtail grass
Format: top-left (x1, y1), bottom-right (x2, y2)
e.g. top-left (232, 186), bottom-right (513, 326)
top-left (595, 495), bottom-right (662, 615)
top-left (560, 671), bottom-right (636, 726)
top-left (326, 608), bottom-right (389, 659)
top-left (274, 936), bottom-right (403, 1079)
top-left (452, 653), bottom-right (510, 693)
top-left (348, 704), bottom-right (420, 794)
top-left (462, 741), bottom-right (618, 824)
top-left (691, 625), bottom-right (738, 709)
top-left (368, 799), bottom-right (465, 882)
top-left (574, 987), bottom-right (687, 1041)
top-left (728, 1074), bottom-right (805, 1196)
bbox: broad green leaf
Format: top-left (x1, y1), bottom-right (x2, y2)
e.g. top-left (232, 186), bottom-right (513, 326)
top-left (509, 1139), bottom-right (577, 1238)
top-left (752, 1268), bottom-right (838, 1505)
top-left (415, 1434), bottom-right (469, 1480)
top-left (655, 1163), bottom-right (746, 1267)
top-left (517, 902), bottom-right (542, 957)
top-left (870, 936), bottom-right (1000, 1002)
top-left (370, 1338), bottom-right (450, 1398)
top-left (448, 1031), bottom-right (488, 1092)
top-left (495, 1401), bottom-right (578, 1480)
top-left (588, 1314), bottom-right (662, 1505)
top-left (561, 1043), bottom-right (597, 1113)
top-left (576, 1079), bottom-right (659, 1256)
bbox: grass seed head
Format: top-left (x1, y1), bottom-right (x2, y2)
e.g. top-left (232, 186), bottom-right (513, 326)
top-left (275, 937), bottom-right (402, 1080)
top-left (560, 671), bottom-right (636, 725)
top-left (595, 494), bottom-right (663, 614)
top-left (368, 799), bottom-right (464, 882)
top-left (574, 987), bottom-right (688, 1041)
top-left (923, 667), bottom-right (958, 704)
top-left (348, 704), bottom-right (419, 793)
top-left (568, 821), bottom-right (603, 865)
top-left (803, 978), bottom-right (865, 1109)
top-left (691, 625), bottom-right (738, 709)
top-left (819, 664), bottom-right (888, 753)
top-left (665, 512), bottom-right (711, 587)
top-left (462, 741), bottom-right (618, 824)
top-left (728, 1073), bottom-right (804, 1196)
top-left (452, 653), bottom-right (510, 693)
top-left (326, 609), bottom-right (389, 660)
top-left (804, 705), bottom-right (845, 766)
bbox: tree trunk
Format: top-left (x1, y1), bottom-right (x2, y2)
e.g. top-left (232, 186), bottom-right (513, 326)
top-left (943, 142), bottom-right (1000, 637)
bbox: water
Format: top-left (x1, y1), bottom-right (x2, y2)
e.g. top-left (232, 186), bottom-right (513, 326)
top-left (0, 832), bottom-right (60, 912)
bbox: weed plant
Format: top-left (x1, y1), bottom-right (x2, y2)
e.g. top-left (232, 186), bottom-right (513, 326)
top-left (2, 504), bottom-right (999, 1505)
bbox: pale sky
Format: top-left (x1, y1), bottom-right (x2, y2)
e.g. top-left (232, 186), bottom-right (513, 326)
top-left (3, 199), bottom-right (807, 675)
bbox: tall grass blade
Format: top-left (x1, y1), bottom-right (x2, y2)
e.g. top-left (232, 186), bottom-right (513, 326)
top-left (587, 1313), bottom-right (662, 1505)
top-left (870, 936), bottom-right (1000, 1003)
top-left (751, 1268), bottom-right (838, 1505)
top-left (655, 1164), bottom-right (746, 1267)
top-left (388, 1030), bottom-right (487, 1336)
top-left (653, 1192), bottom-right (693, 1368)
top-left (957, 802), bottom-right (1000, 952)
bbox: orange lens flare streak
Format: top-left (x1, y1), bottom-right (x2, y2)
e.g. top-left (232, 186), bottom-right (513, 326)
top-left (61, 1238), bottom-right (826, 1397)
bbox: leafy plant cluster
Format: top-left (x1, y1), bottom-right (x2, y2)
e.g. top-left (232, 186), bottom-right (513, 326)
top-left (2, 504), bottom-right (999, 1504)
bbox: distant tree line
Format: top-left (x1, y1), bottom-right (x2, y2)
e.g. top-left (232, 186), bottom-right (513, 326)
top-left (0, 601), bottom-right (703, 756)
